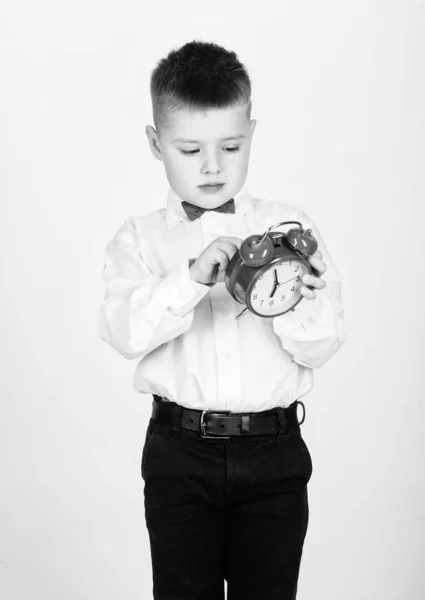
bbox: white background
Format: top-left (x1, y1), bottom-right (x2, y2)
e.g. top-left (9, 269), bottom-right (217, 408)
top-left (1, 1), bottom-right (424, 598)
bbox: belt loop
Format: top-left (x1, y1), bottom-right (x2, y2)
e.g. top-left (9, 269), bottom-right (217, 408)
top-left (296, 400), bottom-right (306, 425)
top-left (171, 404), bottom-right (183, 432)
top-left (241, 415), bottom-right (250, 435)
top-left (276, 407), bottom-right (287, 438)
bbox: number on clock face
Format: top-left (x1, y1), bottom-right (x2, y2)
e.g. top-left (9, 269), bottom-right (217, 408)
top-left (249, 260), bottom-right (309, 316)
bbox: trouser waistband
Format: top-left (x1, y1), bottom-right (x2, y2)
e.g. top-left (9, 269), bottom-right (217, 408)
top-left (151, 395), bottom-right (305, 438)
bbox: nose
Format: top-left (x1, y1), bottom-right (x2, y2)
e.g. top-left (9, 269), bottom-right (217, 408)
top-left (201, 148), bottom-right (221, 174)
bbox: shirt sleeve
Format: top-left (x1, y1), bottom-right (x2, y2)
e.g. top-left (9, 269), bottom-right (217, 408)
top-left (98, 217), bottom-right (211, 360)
top-left (272, 208), bottom-right (347, 368)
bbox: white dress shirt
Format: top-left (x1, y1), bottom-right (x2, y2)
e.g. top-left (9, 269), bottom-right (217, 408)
top-left (99, 185), bottom-right (346, 412)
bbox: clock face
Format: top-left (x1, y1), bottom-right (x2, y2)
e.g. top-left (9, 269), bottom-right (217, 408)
top-left (248, 259), bottom-right (310, 316)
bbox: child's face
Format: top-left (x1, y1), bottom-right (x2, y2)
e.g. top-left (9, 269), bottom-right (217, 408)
top-left (146, 102), bottom-right (256, 208)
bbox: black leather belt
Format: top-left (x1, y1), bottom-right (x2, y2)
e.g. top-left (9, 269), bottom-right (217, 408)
top-left (151, 394), bottom-right (305, 438)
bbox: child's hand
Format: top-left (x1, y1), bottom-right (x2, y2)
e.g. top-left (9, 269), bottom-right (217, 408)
top-left (299, 250), bottom-right (327, 300)
top-left (190, 236), bottom-right (243, 285)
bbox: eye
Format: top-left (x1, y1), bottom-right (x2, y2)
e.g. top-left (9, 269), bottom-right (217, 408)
top-left (180, 146), bottom-right (240, 156)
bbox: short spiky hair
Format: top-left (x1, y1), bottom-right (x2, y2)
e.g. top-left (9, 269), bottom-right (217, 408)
top-left (150, 39), bottom-right (252, 137)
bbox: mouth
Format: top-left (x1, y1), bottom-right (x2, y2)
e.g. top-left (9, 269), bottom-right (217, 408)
top-left (199, 183), bottom-right (225, 191)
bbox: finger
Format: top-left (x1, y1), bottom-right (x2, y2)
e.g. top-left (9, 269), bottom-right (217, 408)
top-left (206, 249), bottom-right (229, 280)
top-left (219, 237), bottom-right (244, 250)
top-left (216, 239), bottom-right (242, 259)
top-left (314, 249), bottom-right (323, 260)
top-left (299, 286), bottom-right (316, 300)
top-left (302, 274), bottom-right (327, 290)
top-left (308, 255), bottom-right (327, 276)
top-left (216, 269), bottom-right (225, 283)
top-left (216, 256), bottom-right (230, 282)
top-left (231, 236), bottom-right (244, 249)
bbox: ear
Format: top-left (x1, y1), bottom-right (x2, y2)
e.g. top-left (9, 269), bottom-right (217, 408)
top-left (249, 119), bottom-right (257, 139)
top-left (145, 125), bottom-right (164, 162)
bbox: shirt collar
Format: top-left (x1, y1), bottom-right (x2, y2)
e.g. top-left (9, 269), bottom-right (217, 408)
top-left (165, 184), bottom-right (255, 229)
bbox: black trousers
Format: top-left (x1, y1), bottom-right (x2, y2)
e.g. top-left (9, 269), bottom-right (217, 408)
top-left (141, 398), bottom-right (313, 600)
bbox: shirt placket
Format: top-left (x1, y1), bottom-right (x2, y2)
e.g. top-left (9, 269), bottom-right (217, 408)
top-left (201, 213), bottom-right (242, 412)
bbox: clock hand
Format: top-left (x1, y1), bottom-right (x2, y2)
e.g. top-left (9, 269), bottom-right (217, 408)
top-left (270, 275), bottom-right (300, 298)
top-left (278, 276), bottom-right (299, 287)
top-left (269, 269), bottom-right (279, 298)
top-left (269, 283), bottom-right (278, 298)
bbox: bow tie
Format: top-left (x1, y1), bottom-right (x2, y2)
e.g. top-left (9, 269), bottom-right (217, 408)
top-left (181, 197), bottom-right (235, 221)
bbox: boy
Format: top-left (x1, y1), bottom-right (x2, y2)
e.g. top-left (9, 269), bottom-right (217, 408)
top-left (99, 40), bottom-right (346, 600)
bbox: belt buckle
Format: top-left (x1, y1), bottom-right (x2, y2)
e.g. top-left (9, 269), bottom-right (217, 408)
top-left (200, 410), bottom-right (231, 439)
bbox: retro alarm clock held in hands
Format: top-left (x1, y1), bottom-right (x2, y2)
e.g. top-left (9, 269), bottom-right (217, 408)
top-left (224, 221), bottom-right (319, 319)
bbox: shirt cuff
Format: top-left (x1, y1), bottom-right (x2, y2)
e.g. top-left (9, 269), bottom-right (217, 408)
top-left (274, 292), bottom-right (324, 327)
top-left (158, 260), bottom-right (212, 318)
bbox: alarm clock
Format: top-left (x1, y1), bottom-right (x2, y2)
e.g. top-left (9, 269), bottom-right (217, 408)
top-left (224, 221), bottom-right (319, 318)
